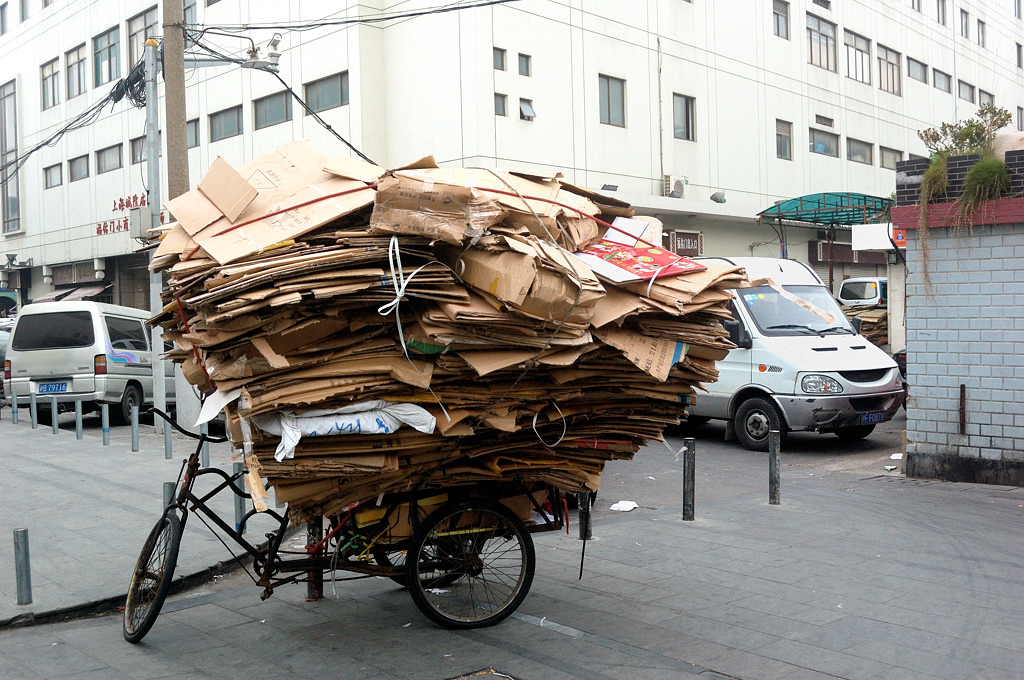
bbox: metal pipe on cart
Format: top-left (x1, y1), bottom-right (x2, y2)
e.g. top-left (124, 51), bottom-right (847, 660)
top-left (163, 482), bottom-right (175, 510)
top-left (101, 404), bottom-right (110, 446)
top-left (29, 393), bottom-right (37, 429)
top-left (682, 437), bottom-right (695, 521)
top-left (769, 430), bottom-right (781, 505)
top-left (232, 462), bottom-right (246, 534)
top-left (14, 528), bottom-right (31, 605)
top-left (131, 405), bottom-right (139, 452)
top-left (50, 397), bottom-right (58, 434)
top-left (200, 421), bottom-right (210, 468)
top-left (74, 401), bottom-right (83, 440)
top-left (576, 491), bottom-right (592, 540)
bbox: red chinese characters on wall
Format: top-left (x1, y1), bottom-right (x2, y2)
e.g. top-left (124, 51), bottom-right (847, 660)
top-left (96, 192), bottom-right (164, 235)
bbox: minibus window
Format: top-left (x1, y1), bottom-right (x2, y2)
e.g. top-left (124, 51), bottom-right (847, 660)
top-left (11, 312), bottom-right (95, 350)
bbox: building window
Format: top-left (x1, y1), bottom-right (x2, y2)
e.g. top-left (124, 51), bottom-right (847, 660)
top-left (183, 0), bottom-right (197, 26)
top-left (807, 14), bottom-right (837, 72)
top-left (254, 91), bottom-right (292, 129)
top-left (937, 0), bottom-right (946, 26)
top-left (494, 93), bottom-right (507, 116)
top-left (0, 4), bottom-right (6, 35)
top-left (127, 6), bottom-right (158, 66)
top-left (186, 118), bottom-right (199, 148)
top-left (844, 30), bottom-right (870, 84)
top-left (812, 0), bottom-right (830, 8)
top-left (598, 74), bottom-right (625, 127)
top-left (979, 90), bottom-right (994, 107)
top-left (18, 0), bottom-right (27, 22)
top-left (1018, 107), bottom-right (1024, 132)
top-left (96, 144), bottom-right (122, 174)
top-left (673, 94), bottom-right (695, 141)
top-left (493, 47), bottom-right (506, 71)
top-left (933, 69), bottom-right (951, 93)
top-left (519, 98), bottom-right (535, 121)
top-left (518, 53), bottom-right (531, 76)
top-left (880, 147), bottom-right (903, 170)
top-left (69, 154), bottom-right (89, 182)
top-left (847, 138), bottom-right (873, 165)
top-left (809, 128), bottom-right (838, 157)
top-left (815, 114), bottom-right (834, 127)
top-left (41, 57), bottom-right (59, 110)
top-left (1018, 0), bottom-right (1022, 19)
top-left (908, 57), bottom-right (928, 83)
top-left (210, 105), bottom-right (242, 141)
top-left (1018, 43), bottom-right (1023, 69)
top-left (303, 72), bottom-right (348, 113)
top-left (0, 79), bottom-right (19, 234)
top-left (878, 45), bottom-right (901, 95)
top-left (960, 9), bottom-right (969, 38)
top-left (977, 20), bottom-right (985, 48)
top-left (958, 80), bottom-right (975, 103)
top-left (910, 0), bottom-right (921, 11)
top-left (776, 119), bottom-right (792, 160)
top-left (44, 163), bottom-right (62, 188)
top-left (773, 0), bottom-right (789, 39)
top-left (93, 26), bottom-right (120, 87)
top-left (65, 44), bottom-right (86, 99)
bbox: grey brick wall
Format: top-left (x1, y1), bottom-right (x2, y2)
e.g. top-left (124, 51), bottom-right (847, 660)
top-left (905, 221), bottom-right (1024, 481)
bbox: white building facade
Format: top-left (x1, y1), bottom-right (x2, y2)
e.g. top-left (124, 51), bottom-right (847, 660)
top-left (1, 0), bottom-right (1022, 313)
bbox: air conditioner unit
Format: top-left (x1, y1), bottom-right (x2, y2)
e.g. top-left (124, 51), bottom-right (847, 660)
top-left (662, 174), bottom-right (687, 198)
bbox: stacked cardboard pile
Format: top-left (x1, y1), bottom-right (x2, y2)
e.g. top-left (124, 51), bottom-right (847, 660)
top-left (843, 305), bottom-right (888, 346)
top-left (150, 142), bottom-right (746, 522)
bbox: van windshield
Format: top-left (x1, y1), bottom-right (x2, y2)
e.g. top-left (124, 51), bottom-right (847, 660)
top-left (740, 285), bottom-right (854, 336)
top-left (12, 312), bottom-right (95, 350)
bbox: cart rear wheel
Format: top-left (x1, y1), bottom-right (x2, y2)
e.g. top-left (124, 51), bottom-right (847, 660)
top-left (405, 500), bottom-right (534, 629)
top-left (123, 512), bottom-right (181, 643)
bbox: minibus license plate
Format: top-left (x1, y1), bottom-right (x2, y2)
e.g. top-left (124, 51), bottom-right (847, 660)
top-left (38, 382), bottom-right (68, 394)
top-left (860, 411), bottom-right (884, 425)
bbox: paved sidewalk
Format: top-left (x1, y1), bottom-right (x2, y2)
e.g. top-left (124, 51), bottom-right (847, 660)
top-left (3, 412), bottom-right (1024, 679)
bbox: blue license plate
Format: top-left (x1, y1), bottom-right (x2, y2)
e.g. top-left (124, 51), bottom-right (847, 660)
top-left (860, 411), bottom-right (885, 425)
top-left (38, 382), bottom-right (68, 394)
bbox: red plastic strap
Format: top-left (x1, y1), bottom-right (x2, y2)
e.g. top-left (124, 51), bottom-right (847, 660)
top-left (172, 294), bottom-right (216, 394)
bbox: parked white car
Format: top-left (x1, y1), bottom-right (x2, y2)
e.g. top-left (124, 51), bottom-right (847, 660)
top-left (837, 277), bottom-right (887, 306)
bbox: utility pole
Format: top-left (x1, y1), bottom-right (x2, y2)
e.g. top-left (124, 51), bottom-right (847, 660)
top-left (145, 38), bottom-right (166, 433)
top-left (163, 0), bottom-right (188, 200)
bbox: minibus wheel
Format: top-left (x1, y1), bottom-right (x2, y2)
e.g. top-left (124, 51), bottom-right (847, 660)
top-left (734, 397), bottom-right (785, 452)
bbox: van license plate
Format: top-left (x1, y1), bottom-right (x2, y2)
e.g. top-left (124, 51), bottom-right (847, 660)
top-left (860, 411), bottom-right (885, 425)
top-left (38, 382), bottom-right (68, 394)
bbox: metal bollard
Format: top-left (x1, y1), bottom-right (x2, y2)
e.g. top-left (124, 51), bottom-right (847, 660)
top-left (50, 397), bottom-right (59, 434)
top-left (14, 528), bottom-right (32, 605)
top-left (10, 395), bottom-right (17, 424)
top-left (30, 393), bottom-right (37, 429)
top-left (233, 462), bottom-right (246, 534)
top-left (769, 430), bottom-right (781, 505)
top-left (682, 437), bottom-right (696, 521)
top-left (101, 404), bottom-right (110, 446)
top-left (131, 405), bottom-right (139, 452)
top-left (200, 422), bottom-right (210, 468)
top-left (163, 481), bottom-right (176, 510)
top-left (164, 421), bottom-right (173, 460)
top-left (577, 491), bottom-right (592, 540)
top-left (74, 401), bottom-right (83, 440)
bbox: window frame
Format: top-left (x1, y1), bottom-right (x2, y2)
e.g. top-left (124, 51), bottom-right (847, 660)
top-left (598, 73), bottom-right (626, 127)
top-left (877, 45), bottom-right (901, 95)
top-left (979, 90), bottom-right (994, 107)
top-left (907, 57), bottom-right (928, 83)
top-left (494, 92), bottom-right (507, 117)
top-left (41, 57), bottom-right (59, 110)
top-left (253, 90), bottom-right (293, 130)
top-left (519, 98), bottom-right (535, 121)
top-left (1, 79), bottom-right (19, 234)
top-left (43, 163), bottom-right (62, 189)
top-left (68, 154), bottom-right (89, 182)
top-left (95, 143), bottom-right (122, 174)
top-left (807, 14), bottom-right (837, 72)
top-left (518, 53), bottom-right (532, 77)
top-left (209, 105), bottom-right (243, 142)
top-left (933, 69), bottom-right (951, 93)
top-left (937, 0), bottom-right (947, 26)
top-left (773, 0), bottom-right (789, 39)
top-left (92, 26), bottom-right (120, 88)
top-left (302, 72), bottom-right (348, 114)
top-left (672, 93), bottom-right (695, 141)
top-left (809, 127), bottom-right (839, 157)
top-left (844, 30), bottom-right (871, 84)
top-left (65, 44), bottom-right (86, 99)
top-left (976, 20), bottom-right (985, 48)
top-left (1018, 106), bottom-right (1024, 132)
top-left (493, 47), bottom-right (506, 71)
top-left (957, 79), bottom-right (975, 103)
top-left (959, 9), bottom-right (969, 38)
top-left (127, 6), bottom-right (159, 66)
top-left (847, 138), bottom-right (873, 165)
top-left (186, 118), bottom-right (199, 148)
top-left (776, 119), bottom-right (793, 160)
top-left (880, 147), bottom-right (903, 170)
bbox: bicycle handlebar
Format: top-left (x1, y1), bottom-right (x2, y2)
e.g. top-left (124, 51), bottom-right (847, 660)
top-left (147, 407), bottom-right (230, 443)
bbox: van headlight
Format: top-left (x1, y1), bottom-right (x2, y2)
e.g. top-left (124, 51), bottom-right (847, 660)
top-left (801, 375), bottom-right (843, 394)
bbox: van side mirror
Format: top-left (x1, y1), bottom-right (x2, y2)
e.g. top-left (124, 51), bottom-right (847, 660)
top-left (849, 316), bottom-right (862, 334)
top-left (723, 319), bottom-right (752, 349)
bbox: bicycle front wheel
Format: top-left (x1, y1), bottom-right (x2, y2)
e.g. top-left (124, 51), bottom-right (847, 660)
top-left (123, 512), bottom-right (182, 643)
top-left (405, 500), bottom-right (534, 629)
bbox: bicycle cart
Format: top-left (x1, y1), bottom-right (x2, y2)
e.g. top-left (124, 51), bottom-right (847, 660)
top-left (123, 410), bottom-right (567, 643)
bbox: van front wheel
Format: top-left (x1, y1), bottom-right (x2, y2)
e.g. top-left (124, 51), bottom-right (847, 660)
top-left (735, 397), bottom-right (785, 452)
top-left (117, 384), bottom-right (144, 425)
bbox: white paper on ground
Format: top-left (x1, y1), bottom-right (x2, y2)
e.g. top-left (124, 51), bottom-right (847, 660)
top-left (609, 500), bottom-right (638, 512)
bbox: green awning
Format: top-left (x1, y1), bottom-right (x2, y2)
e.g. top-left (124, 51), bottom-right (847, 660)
top-left (757, 192), bottom-right (892, 226)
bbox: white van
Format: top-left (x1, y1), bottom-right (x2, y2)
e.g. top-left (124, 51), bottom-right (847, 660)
top-left (837, 277), bottom-right (887, 306)
top-left (3, 301), bottom-right (174, 423)
top-left (687, 257), bottom-right (902, 451)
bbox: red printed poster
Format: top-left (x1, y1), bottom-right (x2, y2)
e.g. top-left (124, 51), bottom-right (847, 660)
top-left (573, 217), bottom-right (706, 282)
